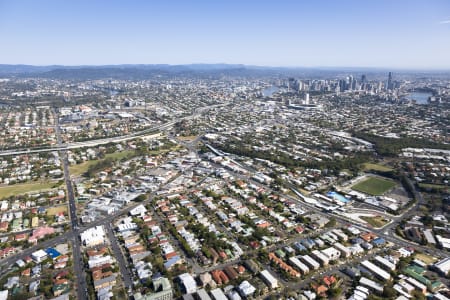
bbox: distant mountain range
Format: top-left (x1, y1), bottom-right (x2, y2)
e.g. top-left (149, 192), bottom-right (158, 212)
top-left (0, 64), bottom-right (319, 79)
top-left (0, 64), bottom-right (447, 80)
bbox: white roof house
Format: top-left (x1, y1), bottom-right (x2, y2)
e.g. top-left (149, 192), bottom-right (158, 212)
top-left (434, 257), bottom-right (450, 275)
top-left (238, 281), bottom-right (256, 297)
top-left (260, 270), bottom-right (278, 289)
top-left (179, 273), bottom-right (197, 294)
top-left (31, 249), bottom-right (47, 263)
top-left (210, 288), bottom-right (227, 300)
top-left (361, 260), bottom-right (391, 281)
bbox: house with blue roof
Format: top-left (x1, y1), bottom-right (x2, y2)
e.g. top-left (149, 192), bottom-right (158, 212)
top-left (372, 237), bottom-right (386, 247)
top-left (164, 255), bottom-right (181, 270)
top-left (45, 248), bottom-right (61, 260)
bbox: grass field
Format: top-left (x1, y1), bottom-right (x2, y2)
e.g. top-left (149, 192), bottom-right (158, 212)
top-left (104, 150), bottom-right (134, 161)
top-left (69, 160), bottom-right (98, 176)
top-left (352, 176), bottom-right (397, 196)
top-left (362, 163), bottom-right (393, 172)
top-left (47, 205), bottom-right (68, 216)
top-left (0, 181), bottom-right (60, 199)
top-left (69, 150), bottom-right (135, 176)
top-left (361, 215), bottom-right (389, 228)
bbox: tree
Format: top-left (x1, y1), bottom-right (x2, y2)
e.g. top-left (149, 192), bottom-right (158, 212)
top-left (382, 286), bottom-right (397, 298)
top-left (411, 291), bottom-right (425, 300)
top-left (325, 217), bottom-right (337, 228)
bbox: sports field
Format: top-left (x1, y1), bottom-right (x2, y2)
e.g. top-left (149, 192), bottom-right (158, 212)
top-left (351, 176), bottom-right (396, 196)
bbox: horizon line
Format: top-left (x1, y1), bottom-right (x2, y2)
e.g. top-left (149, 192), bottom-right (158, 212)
top-left (1, 63), bottom-right (450, 72)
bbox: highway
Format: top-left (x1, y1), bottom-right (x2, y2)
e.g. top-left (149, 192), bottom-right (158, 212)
top-left (0, 103), bottom-right (226, 157)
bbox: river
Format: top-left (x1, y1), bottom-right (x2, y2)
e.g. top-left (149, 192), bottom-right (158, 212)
top-left (409, 91), bottom-right (432, 104)
top-left (262, 86), bottom-right (279, 97)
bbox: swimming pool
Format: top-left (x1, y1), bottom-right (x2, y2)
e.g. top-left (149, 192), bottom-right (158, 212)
top-left (327, 191), bottom-right (350, 203)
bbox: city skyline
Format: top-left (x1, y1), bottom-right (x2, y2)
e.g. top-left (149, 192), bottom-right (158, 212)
top-left (0, 0), bottom-right (449, 69)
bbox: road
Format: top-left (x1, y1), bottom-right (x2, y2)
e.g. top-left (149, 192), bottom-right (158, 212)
top-left (55, 108), bottom-right (89, 300)
top-left (105, 224), bottom-right (133, 290)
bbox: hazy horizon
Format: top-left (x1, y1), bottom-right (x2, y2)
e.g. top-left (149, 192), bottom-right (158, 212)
top-left (1, 63), bottom-right (450, 72)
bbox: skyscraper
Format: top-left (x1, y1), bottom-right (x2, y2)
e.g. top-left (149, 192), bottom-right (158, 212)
top-left (387, 72), bottom-right (393, 90)
top-left (361, 74), bottom-right (367, 83)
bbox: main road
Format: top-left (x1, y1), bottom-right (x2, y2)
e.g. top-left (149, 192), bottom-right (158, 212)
top-left (54, 108), bottom-right (89, 300)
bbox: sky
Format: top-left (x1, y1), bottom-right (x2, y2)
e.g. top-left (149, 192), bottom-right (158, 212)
top-left (0, 0), bottom-right (449, 69)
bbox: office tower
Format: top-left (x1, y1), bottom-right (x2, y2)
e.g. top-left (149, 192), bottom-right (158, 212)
top-left (352, 79), bottom-right (357, 90)
top-left (387, 72), bottom-right (393, 90)
top-left (361, 74), bottom-right (366, 83)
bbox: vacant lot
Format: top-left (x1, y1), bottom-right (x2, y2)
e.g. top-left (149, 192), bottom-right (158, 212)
top-left (47, 205), bottom-right (68, 216)
top-left (361, 215), bottom-right (389, 228)
top-left (352, 176), bottom-right (397, 196)
top-left (177, 135), bottom-right (198, 141)
top-left (0, 181), bottom-right (59, 199)
top-left (415, 253), bottom-right (438, 265)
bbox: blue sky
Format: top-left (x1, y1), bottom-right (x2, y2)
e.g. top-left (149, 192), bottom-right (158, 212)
top-left (0, 0), bottom-right (449, 69)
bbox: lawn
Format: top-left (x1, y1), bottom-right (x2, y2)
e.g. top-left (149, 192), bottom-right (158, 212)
top-left (361, 215), bottom-right (389, 228)
top-left (104, 150), bottom-right (134, 161)
top-left (352, 176), bottom-right (397, 196)
top-left (362, 163), bottom-right (393, 172)
top-left (0, 181), bottom-right (60, 199)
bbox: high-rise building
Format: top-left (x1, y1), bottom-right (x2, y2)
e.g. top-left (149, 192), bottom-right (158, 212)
top-left (304, 93), bottom-right (310, 105)
top-left (387, 72), bottom-right (393, 90)
top-left (361, 74), bottom-right (367, 83)
top-left (339, 79), bottom-right (346, 92)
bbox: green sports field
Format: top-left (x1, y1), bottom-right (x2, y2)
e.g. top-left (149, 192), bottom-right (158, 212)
top-left (351, 177), bottom-right (397, 196)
